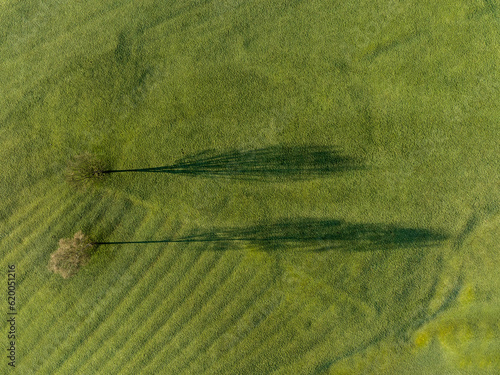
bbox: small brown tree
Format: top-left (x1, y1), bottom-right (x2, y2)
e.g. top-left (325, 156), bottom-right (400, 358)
top-left (66, 153), bottom-right (107, 189)
top-left (48, 231), bottom-right (94, 279)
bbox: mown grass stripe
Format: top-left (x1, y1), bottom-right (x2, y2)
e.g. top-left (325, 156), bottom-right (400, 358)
top-left (185, 287), bottom-right (282, 374)
top-left (114, 248), bottom-right (243, 375)
top-left (73, 220), bottom-right (186, 374)
top-left (179, 258), bottom-right (282, 369)
top-left (195, 256), bottom-right (284, 373)
top-left (57, 213), bottom-right (175, 375)
top-left (100, 241), bottom-right (210, 374)
top-left (2, 0), bottom-right (495, 373)
top-left (0, 178), bottom-right (67, 239)
top-left (1, 190), bottom-right (103, 282)
top-left (162, 252), bottom-right (278, 362)
top-left (12, 192), bottom-right (109, 276)
top-left (13, 197), bottom-right (118, 373)
top-left (18, 193), bottom-right (130, 316)
top-left (11, 191), bottom-right (115, 292)
top-left (80, 244), bottom-right (192, 374)
top-left (44, 210), bottom-right (162, 375)
top-left (0, 181), bottom-right (85, 243)
top-left (231, 313), bottom-right (306, 374)
top-left (31, 203), bottom-right (148, 374)
top-left (136, 251), bottom-right (260, 373)
top-left (18, 194), bottom-right (126, 354)
top-left (144, 254), bottom-right (255, 371)
top-left (17, 197), bottom-right (136, 359)
top-left (0, 183), bottom-right (74, 261)
top-left (213, 304), bottom-right (298, 375)
top-left (2, 192), bottom-right (98, 284)
top-left (109, 248), bottom-right (226, 371)
top-left (157, 257), bottom-right (278, 374)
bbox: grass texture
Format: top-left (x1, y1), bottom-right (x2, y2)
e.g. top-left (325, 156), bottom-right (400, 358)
top-left (0, 0), bottom-right (499, 374)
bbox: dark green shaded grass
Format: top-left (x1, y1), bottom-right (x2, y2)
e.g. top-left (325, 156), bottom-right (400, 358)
top-left (101, 145), bottom-right (365, 180)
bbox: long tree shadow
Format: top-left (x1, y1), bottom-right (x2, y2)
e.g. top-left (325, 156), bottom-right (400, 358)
top-left (95, 218), bottom-right (448, 252)
top-left (102, 145), bottom-right (365, 180)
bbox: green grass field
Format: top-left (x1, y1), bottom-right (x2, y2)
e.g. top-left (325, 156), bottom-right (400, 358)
top-left (1, 0), bottom-right (499, 373)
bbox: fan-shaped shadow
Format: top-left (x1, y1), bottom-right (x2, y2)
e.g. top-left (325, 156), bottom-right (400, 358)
top-left (103, 145), bottom-right (365, 180)
top-left (95, 218), bottom-right (448, 252)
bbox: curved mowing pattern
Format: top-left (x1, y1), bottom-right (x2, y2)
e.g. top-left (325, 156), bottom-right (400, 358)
top-left (4, 183), bottom-right (464, 375)
top-left (0, 172), bottom-right (486, 370)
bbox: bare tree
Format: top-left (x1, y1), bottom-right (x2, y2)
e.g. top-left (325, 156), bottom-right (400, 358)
top-left (66, 153), bottom-right (107, 189)
top-left (48, 231), bottom-right (94, 279)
